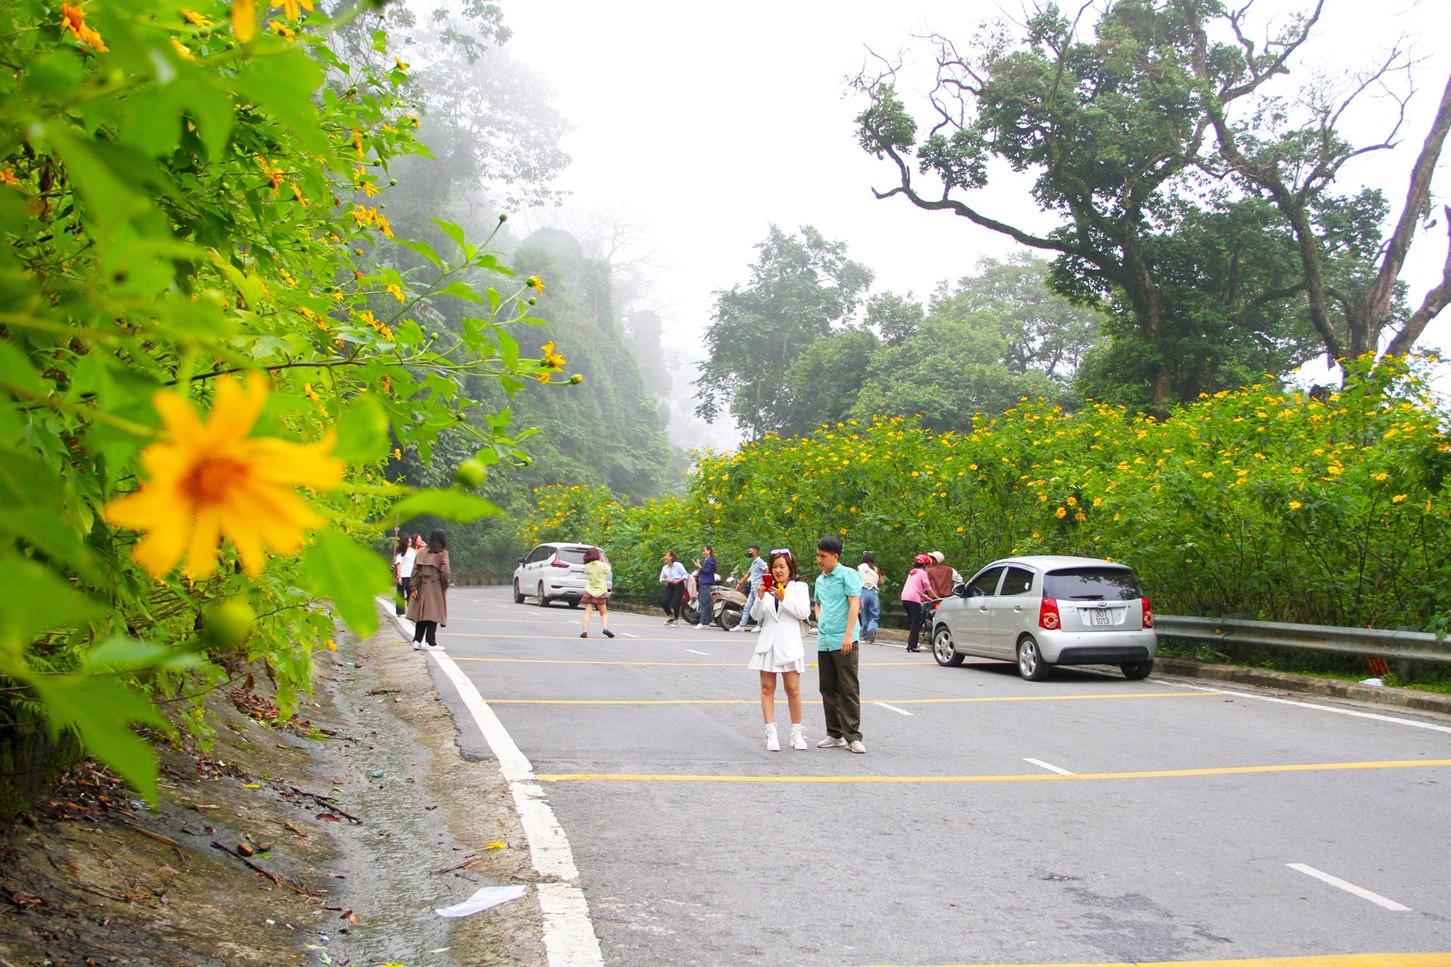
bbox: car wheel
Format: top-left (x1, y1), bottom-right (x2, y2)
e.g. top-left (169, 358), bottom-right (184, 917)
top-left (513, 580), bottom-right (525, 605)
top-left (1121, 660), bottom-right (1153, 680)
top-left (932, 626), bottom-right (965, 667)
top-left (719, 604), bottom-right (743, 631)
top-left (536, 582), bottom-right (549, 607)
top-left (1017, 635), bottom-right (1052, 681)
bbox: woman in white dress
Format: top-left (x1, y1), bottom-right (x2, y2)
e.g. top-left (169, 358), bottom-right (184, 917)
top-left (749, 549), bottom-right (812, 751)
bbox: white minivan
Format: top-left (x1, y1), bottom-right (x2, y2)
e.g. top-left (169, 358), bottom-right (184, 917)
top-left (512, 542), bottom-right (606, 607)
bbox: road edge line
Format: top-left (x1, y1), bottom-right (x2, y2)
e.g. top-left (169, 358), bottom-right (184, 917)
top-left (380, 598), bottom-right (604, 967)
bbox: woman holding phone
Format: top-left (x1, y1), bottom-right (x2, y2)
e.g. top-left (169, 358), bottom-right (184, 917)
top-left (748, 549), bottom-right (812, 751)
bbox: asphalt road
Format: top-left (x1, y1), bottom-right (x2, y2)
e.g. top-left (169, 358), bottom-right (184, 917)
top-left (432, 586), bottom-right (1451, 967)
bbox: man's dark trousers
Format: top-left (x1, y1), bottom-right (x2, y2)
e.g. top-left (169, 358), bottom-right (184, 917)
top-left (818, 646), bottom-right (861, 742)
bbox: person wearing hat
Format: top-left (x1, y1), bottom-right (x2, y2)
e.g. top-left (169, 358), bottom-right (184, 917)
top-left (856, 551), bottom-right (887, 643)
top-left (900, 555), bottom-right (933, 653)
top-left (732, 544), bottom-right (768, 632)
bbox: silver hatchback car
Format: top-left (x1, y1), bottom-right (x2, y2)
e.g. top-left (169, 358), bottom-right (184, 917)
top-left (930, 555), bottom-right (1157, 681)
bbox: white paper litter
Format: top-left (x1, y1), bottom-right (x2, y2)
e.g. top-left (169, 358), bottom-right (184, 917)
top-left (435, 884), bottom-right (527, 918)
top-left (1359, 677), bottom-right (1385, 687)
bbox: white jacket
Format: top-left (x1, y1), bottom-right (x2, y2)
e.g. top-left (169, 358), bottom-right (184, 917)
top-left (750, 580), bottom-right (812, 666)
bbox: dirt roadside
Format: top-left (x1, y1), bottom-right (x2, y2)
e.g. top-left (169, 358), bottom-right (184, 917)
top-left (0, 618), bottom-right (549, 967)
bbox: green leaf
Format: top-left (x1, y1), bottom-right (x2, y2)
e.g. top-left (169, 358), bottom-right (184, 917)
top-left (28, 674), bottom-right (166, 805)
top-left (436, 280), bottom-right (484, 303)
top-left (389, 488), bottom-right (502, 523)
top-left (429, 218), bottom-right (474, 258)
top-left (332, 395), bottom-right (390, 463)
top-left (0, 556), bottom-right (107, 660)
top-left (82, 636), bottom-right (203, 674)
top-left (300, 530), bottom-right (389, 636)
top-left (235, 48), bottom-right (329, 155)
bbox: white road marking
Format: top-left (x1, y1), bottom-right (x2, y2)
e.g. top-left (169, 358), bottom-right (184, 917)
top-left (1287, 863), bottom-right (1411, 911)
top-left (379, 599), bottom-right (603, 966)
top-left (616, 631), bottom-right (640, 638)
top-left (1163, 681), bottom-right (1451, 735)
top-left (685, 649), bottom-right (710, 656)
top-left (873, 701), bottom-right (914, 716)
top-left (1024, 757), bottom-right (1075, 776)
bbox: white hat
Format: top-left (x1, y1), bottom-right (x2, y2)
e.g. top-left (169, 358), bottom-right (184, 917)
top-left (929, 551), bottom-right (945, 564)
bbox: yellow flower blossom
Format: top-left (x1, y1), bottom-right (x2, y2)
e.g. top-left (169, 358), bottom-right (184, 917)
top-left (526, 276), bottom-right (546, 291)
top-left (1055, 506), bottom-right (1067, 519)
top-left (104, 374), bottom-right (343, 579)
top-left (385, 283), bottom-right (405, 303)
top-left (1391, 494), bottom-right (1408, 504)
top-left (230, 0), bottom-right (256, 41)
top-left (540, 341), bottom-right (566, 370)
top-left (170, 37), bottom-right (197, 61)
top-left (181, 8), bottom-right (212, 26)
top-left (270, 0), bottom-right (313, 21)
top-left (60, 1), bottom-right (108, 50)
top-left (1288, 500), bottom-right (1303, 510)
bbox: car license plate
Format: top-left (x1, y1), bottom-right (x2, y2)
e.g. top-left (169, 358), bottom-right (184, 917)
top-left (1090, 609), bottom-right (1114, 626)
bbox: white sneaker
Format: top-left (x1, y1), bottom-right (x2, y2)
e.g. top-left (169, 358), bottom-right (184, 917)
top-left (816, 736), bottom-right (847, 749)
top-left (790, 724), bottom-right (808, 751)
top-left (764, 724), bottom-right (779, 752)
top-left (694, 623), bottom-right (708, 630)
top-left (848, 740), bottom-right (867, 754)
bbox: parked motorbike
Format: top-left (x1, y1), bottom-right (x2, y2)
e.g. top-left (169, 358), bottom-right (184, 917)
top-left (683, 574), bottom-right (748, 630)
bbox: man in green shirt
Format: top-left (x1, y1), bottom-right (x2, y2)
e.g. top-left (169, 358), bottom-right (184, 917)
top-left (812, 536), bottom-right (865, 753)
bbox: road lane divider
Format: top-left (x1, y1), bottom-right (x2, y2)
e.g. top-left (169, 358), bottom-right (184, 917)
top-left (481, 691), bottom-right (1222, 705)
top-left (818, 956), bottom-right (1451, 966)
top-left (1162, 681), bottom-right (1451, 735)
top-left (1287, 863), bottom-right (1412, 911)
top-left (379, 599), bottom-right (604, 967)
top-left (533, 758), bottom-right (1451, 783)
top-left (873, 701), bottom-right (915, 716)
top-left (1023, 757), bottom-right (1075, 775)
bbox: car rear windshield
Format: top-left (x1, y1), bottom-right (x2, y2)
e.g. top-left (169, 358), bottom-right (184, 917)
top-left (555, 547), bottom-right (590, 565)
top-left (1043, 567), bottom-right (1142, 600)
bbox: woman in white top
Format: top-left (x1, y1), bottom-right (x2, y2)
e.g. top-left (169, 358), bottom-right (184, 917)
top-left (749, 549), bottom-right (812, 751)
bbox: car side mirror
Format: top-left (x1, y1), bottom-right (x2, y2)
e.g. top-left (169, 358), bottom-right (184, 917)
top-left (953, 583), bottom-right (969, 598)
top-left (517, 558), bottom-right (526, 565)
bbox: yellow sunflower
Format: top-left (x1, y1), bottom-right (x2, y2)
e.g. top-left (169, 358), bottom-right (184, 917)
top-left (105, 374), bottom-right (343, 579)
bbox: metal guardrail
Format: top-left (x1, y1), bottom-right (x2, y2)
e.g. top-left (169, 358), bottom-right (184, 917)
top-left (1155, 615), bottom-right (1451, 665)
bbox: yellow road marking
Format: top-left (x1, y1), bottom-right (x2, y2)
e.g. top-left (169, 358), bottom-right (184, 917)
top-left (829, 952), bottom-right (1451, 958)
top-left (480, 691), bottom-right (1218, 705)
top-left (535, 758), bottom-right (1451, 783)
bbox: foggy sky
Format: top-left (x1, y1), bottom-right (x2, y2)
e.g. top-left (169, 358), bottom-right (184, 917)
top-left (499, 0), bottom-right (1451, 394)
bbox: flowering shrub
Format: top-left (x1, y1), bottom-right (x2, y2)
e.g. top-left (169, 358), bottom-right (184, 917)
top-left (1, 0), bottom-right (558, 802)
top-left (524, 356), bottom-right (1450, 630)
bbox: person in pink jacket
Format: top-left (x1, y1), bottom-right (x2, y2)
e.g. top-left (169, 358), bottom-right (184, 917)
top-left (900, 555), bottom-right (933, 653)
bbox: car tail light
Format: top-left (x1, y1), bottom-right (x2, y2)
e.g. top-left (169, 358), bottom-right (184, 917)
top-left (550, 555), bottom-right (570, 568)
top-left (1142, 597), bottom-right (1155, 628)
top-left (1038, 597), bottom-right (1061, 630)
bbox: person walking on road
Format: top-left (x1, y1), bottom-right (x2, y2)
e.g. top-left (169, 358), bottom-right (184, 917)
top-left (579, 547), bottom-right (615, 639)
top-left (734, 544), bottom-right (768, 632)
top-left (693, 544), bottom-right (717, 629)
top-left (659, 550), bottom-right (688, 625)
top-left (749, 549), bottom-right (812, 751)
top-left (813, 536), bottom-right (865, 753)
top-left (856, 551), bottom-right (886, 643)
top-left (407, 529), bottom-right (450, 649)
top-left (901, 555), bottom-right (932, 653)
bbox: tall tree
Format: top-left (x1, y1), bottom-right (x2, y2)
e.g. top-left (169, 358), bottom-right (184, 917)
top-left (1181, 1), bottom-right (1451, 362)
top-left (695, 226), bottom-right (873, 439)
top-left (854, 1), bottom-right (1444, 403)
